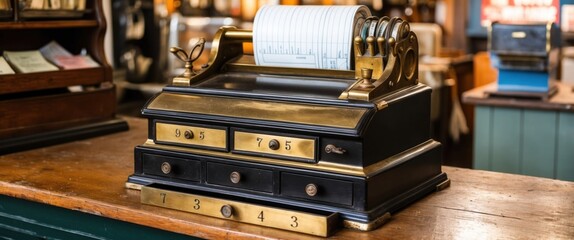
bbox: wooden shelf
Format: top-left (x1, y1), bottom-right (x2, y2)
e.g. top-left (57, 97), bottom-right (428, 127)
top-left (0, 67), bottom-right (106, 95)
top-left (0, 0), bottom-right (125, 152)
top-left (0, 20), bottom-right (98, 29)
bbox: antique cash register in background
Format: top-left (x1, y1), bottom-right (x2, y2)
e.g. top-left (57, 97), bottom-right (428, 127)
top-left (126, 5), bottom-right (449, 237)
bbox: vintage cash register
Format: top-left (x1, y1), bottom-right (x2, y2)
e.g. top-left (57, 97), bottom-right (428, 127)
top-left (126, 5), bottom-right (449, 237)
top-left (489, 22), bottom-right (561, 98)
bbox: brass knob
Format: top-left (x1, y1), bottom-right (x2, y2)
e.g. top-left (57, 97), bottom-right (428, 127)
top-left (229, 171), bottom-right (241, 184)
top-left (184, 130), bottom-right (194, 139)
top-left (268, 139), bottom-right (280, 150)
top-left (161, 162), bottom-right (171, 174)
top-left (305, 183), bottom-right (318, 197)
top-left (220, 204), bottom-right (234, 218)
top-left (359, 68), bottom-right (374, 89)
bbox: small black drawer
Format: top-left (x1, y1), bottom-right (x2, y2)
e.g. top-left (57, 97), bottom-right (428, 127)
top-left (206, 162), bottom-right (273, 193)
top-left (280, 173), bottom-right (353, 206)
top-left (142, 153), bottom-right (200, 181)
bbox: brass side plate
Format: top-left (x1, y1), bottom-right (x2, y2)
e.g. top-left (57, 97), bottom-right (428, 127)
top-left (141, 186), bottom-right (338, 237)
top-left (155, 122), bottom-right (227, 150)
top-left (233, 131), bottom-right (316, 161)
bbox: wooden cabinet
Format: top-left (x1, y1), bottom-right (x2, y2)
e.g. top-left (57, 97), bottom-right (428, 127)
top-left (0, 0), bottom-right (127, 154)
top-left (463, 83), bottom-right (574, 181)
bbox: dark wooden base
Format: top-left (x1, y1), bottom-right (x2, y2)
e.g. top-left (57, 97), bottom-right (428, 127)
top-left (0, 118), bottom-right (129, 155)
top-left (127, 141), bottom-right (448, 234)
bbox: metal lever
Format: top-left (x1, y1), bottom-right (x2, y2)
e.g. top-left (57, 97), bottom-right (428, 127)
top-left (325, 144), bottom-right (346, 155)
top-left (169, 38), bottom-right (206, 79)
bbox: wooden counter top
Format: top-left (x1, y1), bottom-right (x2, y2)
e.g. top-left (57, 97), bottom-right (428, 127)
top-left (462, 82), bottom-right (574, 111)
top-left (1, 117), bottom-right (573, 239)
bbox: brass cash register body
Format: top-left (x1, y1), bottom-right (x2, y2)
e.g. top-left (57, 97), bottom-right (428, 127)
top-left (127, 16), bottom-right (449, 237)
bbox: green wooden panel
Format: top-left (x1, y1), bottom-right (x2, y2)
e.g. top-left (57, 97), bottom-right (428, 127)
top-left (0, 195), bottom-right (200, 240)
top-left (491, 107), bottom-right (522, 174)
top-left (521, 110), bottom-right (557, 178)
top-left (474, 106), bottom-right (492, 170)
top-left (557, 112), bottom-right (574, 181)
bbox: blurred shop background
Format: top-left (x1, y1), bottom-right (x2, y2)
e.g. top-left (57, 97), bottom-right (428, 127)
top-left (104, 0), bottom-right (574, 169)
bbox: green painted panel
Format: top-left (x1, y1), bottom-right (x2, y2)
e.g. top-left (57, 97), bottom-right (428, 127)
top-left (521, 110), bottom-right (557, 178)
top-left (491, 107), bottom-right (522, 174)
top-left (557, 112), bottom-right (574, 181)
top-left (474, 106), bottom-right (492, 170)
top-left (0, 195), bottom-right (200, 240)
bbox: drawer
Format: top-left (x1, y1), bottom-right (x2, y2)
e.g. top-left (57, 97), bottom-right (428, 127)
top-left (154, 121), bottom-right (227, 151)
top-left (142, 153), bottom-right (201, 181)
top-left (280, 173), bottom-right (353, 206)
top-left (206, 162), bottom-right (273, 193)
top-left (233, 130), bottom-right (316, 162)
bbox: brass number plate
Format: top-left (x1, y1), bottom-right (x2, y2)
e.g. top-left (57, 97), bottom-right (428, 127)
top-left (233, 131), bottom-right (315, 161)
top-left (141, 186), bottom-right (337, 237)
top-left (155, 122), bottom-right (227, 150)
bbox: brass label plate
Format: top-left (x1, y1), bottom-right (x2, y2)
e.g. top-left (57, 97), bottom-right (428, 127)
top-left (147, 92), bottom-right (368, 129)
top-left (155, 122), bottom-right (227, 150)
top-left (141, 186), bottom-right (337, 237)
top-left (233, 131), bottom-right (316, 161)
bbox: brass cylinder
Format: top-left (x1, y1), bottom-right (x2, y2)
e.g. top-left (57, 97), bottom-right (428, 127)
top-left (223, 29), bottom-right (253, 41)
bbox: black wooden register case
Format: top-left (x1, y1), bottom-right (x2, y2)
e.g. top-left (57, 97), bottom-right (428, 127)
top-left (127, 6), bottom-right (449, 237)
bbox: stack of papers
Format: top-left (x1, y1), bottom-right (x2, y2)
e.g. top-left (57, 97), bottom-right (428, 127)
top-left (2, 41), bottom-right (100, 74)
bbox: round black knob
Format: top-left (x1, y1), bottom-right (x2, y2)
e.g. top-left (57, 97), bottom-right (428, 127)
top-left (268, 139), bottom-right (280, 150)
top-left (184, 130), bottom-right (194, 139)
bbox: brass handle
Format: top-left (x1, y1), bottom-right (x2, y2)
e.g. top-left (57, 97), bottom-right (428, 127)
top-left (229, 171), bottom-right (241, 184)
top-left (161, 162), bottom-right (171, 174)
top-left (325, 144), bottom-right (346, 155)
top-left (268, 139), bottom-right (280, 150)
top-left (220, 204), bottom-right (234, 218)
top-left (305, 183), bottom-right (318, 197)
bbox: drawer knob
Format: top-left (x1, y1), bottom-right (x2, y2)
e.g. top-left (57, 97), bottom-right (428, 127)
top-left (161, 162), bottom-right (172, 174)
top-left (230, 171), bottom-right (241, 184)
top-left (184, 130), bottom-right (194, 139)
top-left (268, 139), bottom-right (280, 150)
top-left (325, 144), bottom-right (346, 154)
top-left (220, 204), bottom-right (234, 218)
top-left (305, 183), bottom-right (318, 197)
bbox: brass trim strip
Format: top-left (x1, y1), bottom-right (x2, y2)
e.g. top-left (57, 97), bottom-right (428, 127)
top-left (147, 92), bottom-right (367, 129)
top-left (155, 122), bottom-right (227, 150)
top-left (362, 139), bottom-right (441, 177)
top-left (233, 131), bottom-right (315, 160)
top-left (144, 139), bottom-right (364, 176)
top-left (436, 179), bottom-right (451, 192)
top-left (142, 139), bottom-right (440, 178)
top-left (226, 55), bottom-right (356, 79)
top-left (125, 182), bottom-right (143, 190)
top-left (141, 186), bottom-right (337, 237)
top-left (343, 212), bottom-right (391, 231)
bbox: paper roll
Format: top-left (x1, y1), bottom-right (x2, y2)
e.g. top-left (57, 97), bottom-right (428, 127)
top-left (253, 5), bottom-right (371, 70)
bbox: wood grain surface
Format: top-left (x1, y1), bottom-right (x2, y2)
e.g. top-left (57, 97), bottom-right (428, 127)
top-left (0, 117), bottom-right (573, 239)
top-left (462, 82), bottom-right (574, 112)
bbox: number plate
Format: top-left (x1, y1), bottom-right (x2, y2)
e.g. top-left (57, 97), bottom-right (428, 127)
top-left (140, 186), bottom-right (338, 237)
top-left (155, 122), bottom-right (227, 150)
top-left (233, 131), bottom-right (316, 161)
